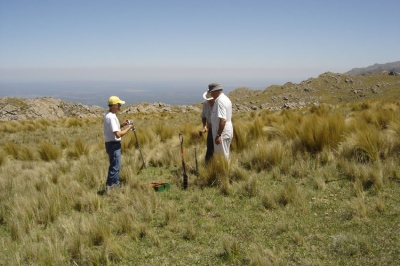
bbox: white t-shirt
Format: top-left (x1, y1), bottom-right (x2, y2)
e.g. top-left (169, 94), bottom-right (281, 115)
top-left (211, 93), bottom-right (233, 137)
top-left (201, 101), bottom-right (214, 127)
top-left (103, 112), bottom-right (121, 142)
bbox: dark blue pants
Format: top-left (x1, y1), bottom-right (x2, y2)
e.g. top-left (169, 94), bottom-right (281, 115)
top-left (105, 142), bottom-right (121, 187)
top-left (205, 130), bottom-right (214, 163)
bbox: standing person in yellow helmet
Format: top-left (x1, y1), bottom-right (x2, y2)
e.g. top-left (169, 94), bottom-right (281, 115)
top-left (103, 96), bottom-right (133, 190)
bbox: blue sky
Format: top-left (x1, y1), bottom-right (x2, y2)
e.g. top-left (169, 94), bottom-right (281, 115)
top-left (0, 0), bottom-right (399, 102)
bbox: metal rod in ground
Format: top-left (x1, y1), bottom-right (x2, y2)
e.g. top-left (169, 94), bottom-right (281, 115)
top-left (194, 147), bottom-right (198, 175)
top-left (179, 133), bottom-right (188, 189)
top-left (132, 127), bottom-right (146, 169)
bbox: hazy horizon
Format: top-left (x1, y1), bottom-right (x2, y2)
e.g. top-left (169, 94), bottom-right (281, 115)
top-left (0, 66), bottom-right (326, 106)
top-left (0, 76), bottom-right (291, 107)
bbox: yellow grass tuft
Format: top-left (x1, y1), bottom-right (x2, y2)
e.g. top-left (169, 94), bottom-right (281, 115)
top-left (201, 153), bottom-right (230, 187)
top-left (278, 179), bottom-right (302, 206)
top-left (243, 140), bottom-right (285, 172)
top-left (67, 138), bottom-right (90, 159)
top-left (231, 121), bottom-right (248, 152)
top-left (3, 141), bottom-right (19, 159)
top-left (38, 140), bottom-right (62, 161)
top-left (299, 112), bottom-right (345, 154)
top-left (340, 126), bottom-right (383, 163)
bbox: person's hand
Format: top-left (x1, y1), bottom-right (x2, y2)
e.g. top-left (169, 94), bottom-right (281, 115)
top-left (203, 125), bottom-right (208, 132)
top-left (215, 135), bottom-right (221, 145)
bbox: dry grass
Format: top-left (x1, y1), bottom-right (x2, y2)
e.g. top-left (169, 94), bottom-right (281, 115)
top-left (0, 99), bottom-right (400, 265)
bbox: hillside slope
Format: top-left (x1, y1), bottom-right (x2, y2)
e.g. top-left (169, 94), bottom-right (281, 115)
top-left (228, 71), bottom-right (400, 111)
top-left (345, 61), bottom-right (400, 76)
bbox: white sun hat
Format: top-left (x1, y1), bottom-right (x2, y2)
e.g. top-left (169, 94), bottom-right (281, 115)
top-left (203, 91), bottom-right (214, 101)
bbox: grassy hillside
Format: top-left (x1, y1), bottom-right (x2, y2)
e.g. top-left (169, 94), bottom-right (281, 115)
top-left (0, 98), bottom-right (400, 265)
top-left (228, 71), bottom-right (400, 111)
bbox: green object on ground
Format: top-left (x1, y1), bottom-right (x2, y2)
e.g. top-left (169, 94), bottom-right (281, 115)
top-left (151, 182), bottom-right (170, 192)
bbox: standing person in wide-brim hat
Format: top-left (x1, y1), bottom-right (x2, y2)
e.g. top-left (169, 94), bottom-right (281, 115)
top-left (103, 96), bottom-right (133, 191)
top-left (200, 90), bottom-right (215, 164)
top-left (208, 82), bottom-right (233, 160)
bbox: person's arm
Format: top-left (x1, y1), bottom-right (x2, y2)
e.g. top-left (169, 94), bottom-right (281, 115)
top-left (215, 118), bottom-right (226, 145)
top-left (202, 118), bottom-right (208, 132)
top-left (114, 124), bottom-right (133, 138)
top-left (120, 120), bottom-right (127, 127)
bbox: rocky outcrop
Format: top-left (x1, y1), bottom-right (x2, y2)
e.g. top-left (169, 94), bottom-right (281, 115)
top-left (0, 97), bottom-right (201, 121)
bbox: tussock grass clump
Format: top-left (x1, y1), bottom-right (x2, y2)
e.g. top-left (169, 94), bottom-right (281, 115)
top-left (0, 122), bottom-right (18, 133)
top-left (183, 223), bottom-right (196, 240)
top-left (122, 126), bottom-right (152, 151)
top-left (37, 140), bottom-right (62, 161)
top-left (339, 126), bottom-right (383, 162)
top-left (262, 192), bottom-right (279, 210)
top-left (371, 107), bottom-right (397, 129)
top-left (36, 118), bottom-right (51, 128)
top-left (240, 176), bottom-right (259, 197)
top-left (65, 117), bottom-right (83, 127)
top-left (3, 142), bottom-right (37, 161)
top-left (20, 120), bottom-right (37, 132)
top-left (262, 125), bottom-right (286, 141)
top-left (351, 100), bottom-right (372, 111)
top-left (154, 122), bottom-right (175, 142)
top-left (308, 104), bottom-right (331, 116)
top-left (243, 140), bottom-right (285, 172)
top-left (67, 138), bottom-right (90, 159)
top-left (201, 153), bottom-right (230, 187)
top-left (248, 117), bottom-right (264, 139)
top-left (111, 207), bottom-right (137, 235)
top-left (3, 141), bottom-right (20, 159)
top-left (231, 121), bottom-right (248, 152)
top-left (18, 145), bottom-right (36, 161)
top-left (229, 163), bottom-right (249, 182)
top-left (331, 233), bottom-right (371, 257)
top-left (386, 120), bottom-right (400, 156)
top-left (220, 237), bottom-right (240, 262)
top-left (278, 179), bottom-right (302, 206)
top-left (299, 112), bottom-right (345, 154)
top-left (0, 149), bottom-right (8, 166)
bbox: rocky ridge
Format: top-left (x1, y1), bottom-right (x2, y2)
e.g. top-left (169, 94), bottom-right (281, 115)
top-left (0, 97), bottom-right (201, 121)
top-left (228, 71), bottom-right (400, 111)
top-left (1, 71), bottom-right (399, 121)
top-left (345, 61), bottom-right (400, 76)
